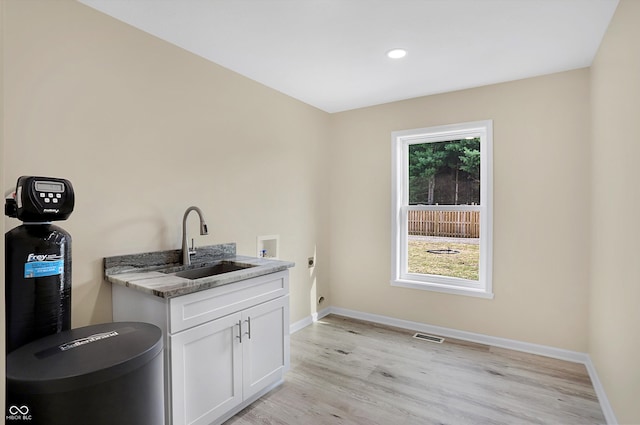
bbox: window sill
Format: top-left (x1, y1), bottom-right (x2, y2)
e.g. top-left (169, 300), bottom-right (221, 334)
top-left (391, 278), bottom-right (494, 299)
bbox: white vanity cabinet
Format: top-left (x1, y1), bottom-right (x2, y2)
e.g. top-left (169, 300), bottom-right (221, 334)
top-left (112, 270), bottom-right (290, 425)
top-left (170, 296), bottom-right (289, 425)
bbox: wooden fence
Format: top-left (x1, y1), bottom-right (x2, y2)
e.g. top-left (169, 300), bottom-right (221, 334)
top-left (408, 210), bottom-right (480, 238)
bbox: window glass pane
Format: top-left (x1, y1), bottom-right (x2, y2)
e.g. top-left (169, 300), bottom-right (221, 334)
top-left (406, 220), bottom-right (480, 281)
top-left (408, 139), bottom-right (480, 205)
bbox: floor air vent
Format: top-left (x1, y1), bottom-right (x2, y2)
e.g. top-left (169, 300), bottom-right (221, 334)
top-left (412, 333), bottom-right (444, 343)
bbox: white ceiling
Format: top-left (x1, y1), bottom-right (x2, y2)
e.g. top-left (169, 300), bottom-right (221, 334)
top-left (79, 0), bottom-right (619, 113)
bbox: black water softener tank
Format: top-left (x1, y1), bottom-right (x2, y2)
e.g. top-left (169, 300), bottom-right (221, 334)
top-left (5, 176), bottom-right (75, 353)
top-left (6, 321), bottom-right (164, 425)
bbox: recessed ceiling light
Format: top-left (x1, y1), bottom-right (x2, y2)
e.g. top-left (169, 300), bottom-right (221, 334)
top-left (386, 48), bottom-right (407, 59)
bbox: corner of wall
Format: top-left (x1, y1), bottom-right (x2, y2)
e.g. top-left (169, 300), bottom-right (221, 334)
top-left (587, 1), bottom-right (640, 423)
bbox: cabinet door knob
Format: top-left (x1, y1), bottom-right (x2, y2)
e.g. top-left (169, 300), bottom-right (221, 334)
top-left (236, 320), bottom-right (243, 343)
top-left (245, 317), bottom-right (251, 339)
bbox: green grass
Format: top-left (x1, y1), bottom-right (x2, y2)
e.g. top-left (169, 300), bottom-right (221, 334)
top-left (408, 239), bottom-right (479, 280)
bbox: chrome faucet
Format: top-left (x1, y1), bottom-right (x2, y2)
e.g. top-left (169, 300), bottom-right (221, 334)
top-left (182, 206), bottom-right (208, 266)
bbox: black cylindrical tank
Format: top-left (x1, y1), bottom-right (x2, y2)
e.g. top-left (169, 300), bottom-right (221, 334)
top-left (5, 223), bottom-right (72, 353)
top-left (6, 322), bottom-right (164, 425)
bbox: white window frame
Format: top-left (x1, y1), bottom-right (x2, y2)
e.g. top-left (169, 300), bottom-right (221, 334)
top-left (391, 120), bottom-right (493, 299)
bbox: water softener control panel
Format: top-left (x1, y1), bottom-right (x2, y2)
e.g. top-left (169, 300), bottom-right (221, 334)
top-left (6, 176), bottom-right (75, 222)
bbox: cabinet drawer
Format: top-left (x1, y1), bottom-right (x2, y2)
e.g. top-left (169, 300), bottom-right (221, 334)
top-left (169, 271), bottom-right (288, 334)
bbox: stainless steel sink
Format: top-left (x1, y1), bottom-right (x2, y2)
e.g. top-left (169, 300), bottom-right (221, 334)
top-left (165, 261), bottom-right (256, 280)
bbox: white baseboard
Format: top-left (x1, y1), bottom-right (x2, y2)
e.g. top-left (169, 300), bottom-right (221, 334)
top-left (289, 315), bottom-right (313, 334)
top-left (291, 306), bottom-right (617, 425)
top-left (289, 307), bottom-right (332, 334)
top-left (584, 356), bottom-right (618, 425)
top-left (331, 307), bottom-right (587, 362)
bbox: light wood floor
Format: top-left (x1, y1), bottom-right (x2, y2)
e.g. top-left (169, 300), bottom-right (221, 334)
top-left (227, 315), bottom-right (605, 425)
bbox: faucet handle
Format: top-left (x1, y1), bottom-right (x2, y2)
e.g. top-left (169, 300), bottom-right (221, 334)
top-left (189, 238), bottom-right (196, 256)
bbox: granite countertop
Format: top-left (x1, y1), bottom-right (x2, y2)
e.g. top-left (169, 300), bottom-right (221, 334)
top-left (104, 243), bottom-right (294, 299)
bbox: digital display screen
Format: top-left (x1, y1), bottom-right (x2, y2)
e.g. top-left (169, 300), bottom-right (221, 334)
top-left (35, 181), bottom-right (64, 193)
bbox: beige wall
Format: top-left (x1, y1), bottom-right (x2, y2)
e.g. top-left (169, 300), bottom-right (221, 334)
top-left (2, 0), bottom-right (331, 333)
top-left (590, 1), bottom-right (640, 423)
top-left (329, 69), bottom-right (592, 352)
top-left (3, 0), bottom-right (639, 423)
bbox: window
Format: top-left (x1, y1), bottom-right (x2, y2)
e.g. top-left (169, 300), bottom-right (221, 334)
top-left (391, 120), bottom-right (493, 298)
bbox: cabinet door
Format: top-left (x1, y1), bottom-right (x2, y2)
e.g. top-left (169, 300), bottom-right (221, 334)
top-left (170, 312), bottom-right (242, 425)
top-left (242, 296), bottom-right (290, 400)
